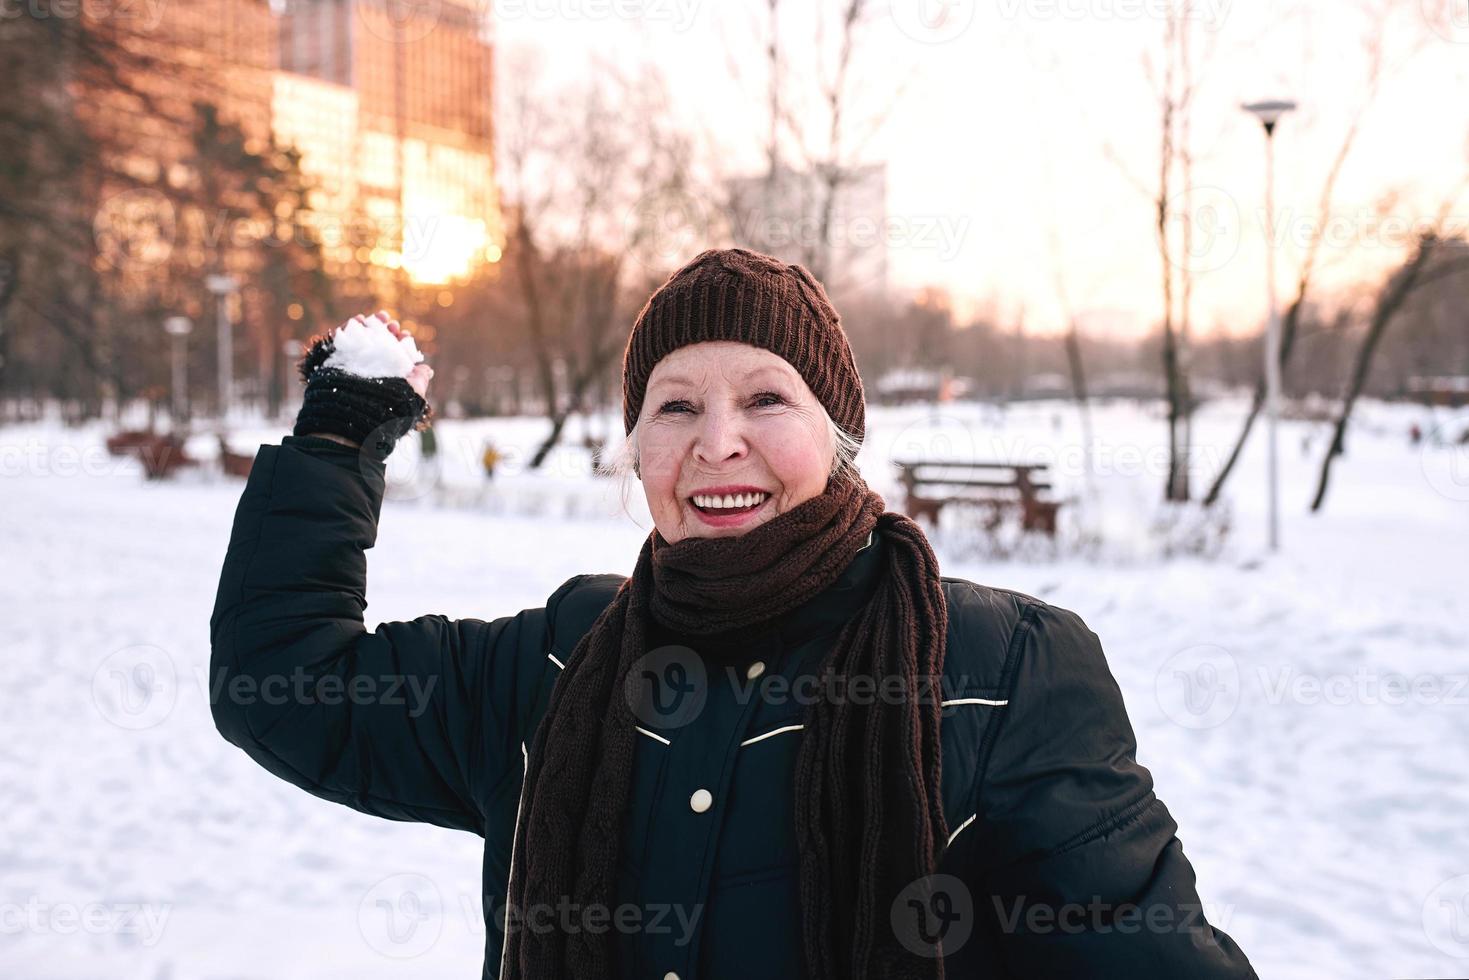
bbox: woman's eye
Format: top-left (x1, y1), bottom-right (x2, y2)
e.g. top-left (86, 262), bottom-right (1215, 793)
top-left (657, 394), bottom-right (783, 413)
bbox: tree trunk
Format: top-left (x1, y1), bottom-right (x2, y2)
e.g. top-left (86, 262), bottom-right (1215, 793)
top-left (1203, 297), bottom-right (1303, 506)
top-left (1310, 237), bottom-right (1439, 511)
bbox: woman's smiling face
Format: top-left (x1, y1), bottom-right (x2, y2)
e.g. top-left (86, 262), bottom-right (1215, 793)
top-left (636, 341), bottom-right (835, 544)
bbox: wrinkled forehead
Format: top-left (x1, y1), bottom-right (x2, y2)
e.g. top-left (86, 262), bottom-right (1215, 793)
top-left (645, 342), bottom-right (805, 393)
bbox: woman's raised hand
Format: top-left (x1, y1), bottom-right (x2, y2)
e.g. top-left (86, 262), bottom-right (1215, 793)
top-left (292, 310), bottom-right (436, 456)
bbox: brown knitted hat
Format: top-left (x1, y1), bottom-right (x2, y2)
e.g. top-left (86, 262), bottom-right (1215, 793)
top-left (621, 247), bottom-right (866, 442)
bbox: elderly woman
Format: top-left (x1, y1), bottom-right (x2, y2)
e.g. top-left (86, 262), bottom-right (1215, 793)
top-left (210, 248), bottom-right (1256, 979)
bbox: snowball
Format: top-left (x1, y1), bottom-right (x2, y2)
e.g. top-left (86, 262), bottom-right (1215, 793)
top-left (321, 314), bottom-right (425, 379)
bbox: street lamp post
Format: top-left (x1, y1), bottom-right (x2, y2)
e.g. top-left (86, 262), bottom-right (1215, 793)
top-left (205, 274), bottom-right (239, 423)
top-left (163, 316), bottom-right (193, 424)
top-left (1242, 99), bottom-right (1296, 553)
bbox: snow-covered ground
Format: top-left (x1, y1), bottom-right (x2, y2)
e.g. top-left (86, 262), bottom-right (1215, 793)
top-left (3, 396), bottom-right (1467, 979)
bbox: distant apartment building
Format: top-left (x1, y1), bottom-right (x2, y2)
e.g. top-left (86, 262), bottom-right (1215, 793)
top-left (276, 0), bottom-right (503, 296)
top-left (724, 162), bottom-right (888, 299)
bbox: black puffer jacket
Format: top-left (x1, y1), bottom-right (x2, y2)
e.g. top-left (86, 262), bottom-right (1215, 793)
top-left (210, 436), bottom-right (1257, 979)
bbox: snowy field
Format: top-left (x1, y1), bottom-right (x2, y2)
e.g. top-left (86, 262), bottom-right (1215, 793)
top-left (3, 396), bottom-right (1467, 979)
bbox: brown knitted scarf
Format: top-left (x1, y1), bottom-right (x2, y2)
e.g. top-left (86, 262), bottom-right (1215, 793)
top-left (502, 474), bottom-right (950, 978)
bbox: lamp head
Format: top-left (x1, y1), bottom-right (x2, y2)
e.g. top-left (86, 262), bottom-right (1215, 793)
top-left (1242, 99), bottom-right (1297, 134)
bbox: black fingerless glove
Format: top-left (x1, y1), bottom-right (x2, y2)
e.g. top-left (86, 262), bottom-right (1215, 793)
top-left (291, 332), bottom-right (433, 461)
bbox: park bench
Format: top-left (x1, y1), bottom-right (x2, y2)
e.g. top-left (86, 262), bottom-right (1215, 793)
top-left (217, 434), bottom-right (256, 478)
top-left (894, 459), bottom-right (1062, 536)
top-left (105, 429), bottom-right (198, 480)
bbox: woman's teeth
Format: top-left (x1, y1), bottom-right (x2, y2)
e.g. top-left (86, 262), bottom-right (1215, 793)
top-left (692, 492), bottom-right (769, 511)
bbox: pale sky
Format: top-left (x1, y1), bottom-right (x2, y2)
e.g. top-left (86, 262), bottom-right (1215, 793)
top-left (490, 0), bottom-right (1469, 338)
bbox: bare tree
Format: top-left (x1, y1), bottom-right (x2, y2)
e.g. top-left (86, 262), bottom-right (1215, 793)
top-left (1101, 1), bottom-right (1221, 501)
top-left (1204, 0), bottom-right (1425, 505)
top-left (1044, 221), bottom-right (1096, 482)
top-left (1144, 2), bottom-right (1225, 502)
top-left (497, 52), bottom-right (696, 468)
top-left (720, 0), bottom-right (913, 294)
top-left (1310, 185), bottom-right (1469, 511)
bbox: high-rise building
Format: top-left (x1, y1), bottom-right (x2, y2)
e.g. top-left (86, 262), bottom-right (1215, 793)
top-left (276, 0), bottom-right (502, 295)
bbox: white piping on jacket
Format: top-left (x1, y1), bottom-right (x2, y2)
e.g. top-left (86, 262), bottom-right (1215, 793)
top-left (498, 742), bottom-right (530, 977)
top-left (740, 724), bottom-right (805, 747)
top-left (634, 725), bottom-right (671, 745)
top-left (547, 651), bottom-right (565, 670)
top-left (947, 811), bottom-right (978, 846)
top-left (940, 697), bottom-right (1008, 707)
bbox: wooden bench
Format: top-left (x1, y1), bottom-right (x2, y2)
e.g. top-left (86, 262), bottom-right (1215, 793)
top-left (217, 434), bottom-right (256, 478)
top-left (895, 459), bottom-right (1062, 536)
top-left (106, 429), bottom-right (198, 480)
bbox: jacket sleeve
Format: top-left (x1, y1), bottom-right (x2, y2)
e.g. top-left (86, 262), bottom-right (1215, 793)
top-left (209, 435), bottom-right (555, 836)
top-left (968, 601), bottom-right (1257, 978)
